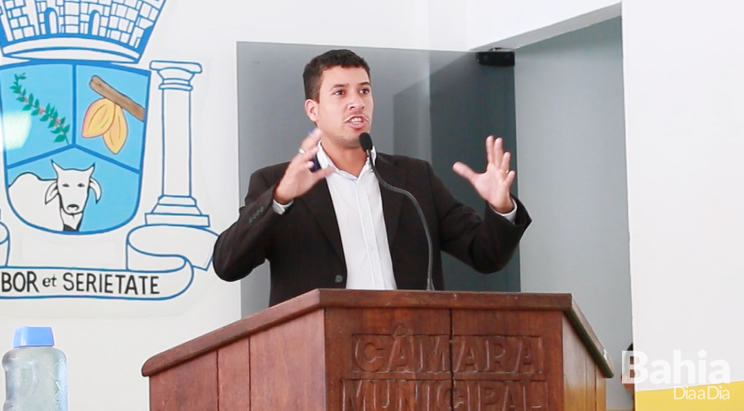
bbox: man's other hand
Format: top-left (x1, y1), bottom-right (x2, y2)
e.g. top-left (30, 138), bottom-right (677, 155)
top-left (452, 136), bottom-right (515, 214)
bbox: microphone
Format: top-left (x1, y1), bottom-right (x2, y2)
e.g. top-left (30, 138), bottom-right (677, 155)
top-left (359, 132), bottom-right (374, 152)
top-left (359, 132), bottom-right (434, 291)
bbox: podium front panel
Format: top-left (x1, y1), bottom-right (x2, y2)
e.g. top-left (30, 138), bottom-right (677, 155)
top-left (149, 352), bottom-right (218, 411)
top-left (250, 309), bottom-right (328, 410)
top-left (325, 307), bottom-right (452, 411)
top-left (218, 338), bottom-right (251, 410)
top-left (451, 309), bottom-right (564, 411)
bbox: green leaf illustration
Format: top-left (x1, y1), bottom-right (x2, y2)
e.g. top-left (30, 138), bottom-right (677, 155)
top-left (11, 74), bottom-right (69, 145)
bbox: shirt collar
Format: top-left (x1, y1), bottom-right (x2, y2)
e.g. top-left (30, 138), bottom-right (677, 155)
top-left (316, 141), bottom-right (377, 176)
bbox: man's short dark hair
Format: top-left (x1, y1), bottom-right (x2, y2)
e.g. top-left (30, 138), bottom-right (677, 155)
top-left (303, 49), bottom-right (371, 101)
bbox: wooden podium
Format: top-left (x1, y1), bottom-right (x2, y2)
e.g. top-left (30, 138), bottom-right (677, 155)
top-left (142, 290), bottom-right (613, 411)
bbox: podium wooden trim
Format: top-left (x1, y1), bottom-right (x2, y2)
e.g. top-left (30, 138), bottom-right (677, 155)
top-left (143, 289), bottom-right (614, 410)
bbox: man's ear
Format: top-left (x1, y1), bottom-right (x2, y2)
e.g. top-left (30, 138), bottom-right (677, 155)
top-left (305, 99), bottom-right (318, 122)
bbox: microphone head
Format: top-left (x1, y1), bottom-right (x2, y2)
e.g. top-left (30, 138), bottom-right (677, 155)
top-left (359, 132), bottom-right (373, 152)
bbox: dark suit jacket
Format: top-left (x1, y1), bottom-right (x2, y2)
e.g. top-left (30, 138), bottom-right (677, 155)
top-left (213, 153), bottom-right (531, 306)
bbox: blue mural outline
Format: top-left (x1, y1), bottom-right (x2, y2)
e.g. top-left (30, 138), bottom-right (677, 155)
top-left (0, 0), bottom-right (164, 63)
top-left (144, 60), bottom-right (209, 228)
top-left (0, 60), bottom-right (150, 235)
top-left (0, 0), bottom-right (217, 301)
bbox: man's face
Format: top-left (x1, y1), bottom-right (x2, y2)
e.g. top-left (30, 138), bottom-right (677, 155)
top-left (305, 66), bottom-right (373, 148)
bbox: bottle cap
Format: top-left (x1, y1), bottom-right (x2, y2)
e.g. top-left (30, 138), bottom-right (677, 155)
top-left (12, 326), bottom-right (55, 348)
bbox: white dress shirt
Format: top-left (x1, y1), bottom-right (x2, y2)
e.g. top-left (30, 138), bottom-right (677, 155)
top-left (314, 146), bottom-right (397, 290)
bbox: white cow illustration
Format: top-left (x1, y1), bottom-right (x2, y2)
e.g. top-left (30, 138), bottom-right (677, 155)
top-left (8, 163), bottom-right (102, 232)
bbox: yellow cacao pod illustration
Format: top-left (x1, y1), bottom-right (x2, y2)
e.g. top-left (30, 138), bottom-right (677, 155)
top-left (102, 104), bottom-right (128, 154)
top-left (81, 98), bottom-right (116, 138)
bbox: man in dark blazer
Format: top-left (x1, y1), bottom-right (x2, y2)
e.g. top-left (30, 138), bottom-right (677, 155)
top-left (213, 49), bottom-right (531, 306)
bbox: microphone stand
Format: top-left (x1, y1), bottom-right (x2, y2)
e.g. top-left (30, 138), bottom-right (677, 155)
top-left (363, 149), bottom-right (435, 291)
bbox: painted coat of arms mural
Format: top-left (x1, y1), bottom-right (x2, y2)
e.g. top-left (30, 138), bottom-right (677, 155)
top-left (0, 0), bottom-right (216, 308)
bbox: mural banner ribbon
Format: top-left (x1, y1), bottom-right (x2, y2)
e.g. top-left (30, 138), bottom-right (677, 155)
top-left (0, 225), bottom-right (215, 300)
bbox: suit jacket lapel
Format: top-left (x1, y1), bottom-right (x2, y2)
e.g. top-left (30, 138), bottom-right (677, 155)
top-left (296, 155), bottom-right (406, 264)
top-left (298, 180), bottom-right (346, 263)
top-left (375, 154), bottom-right (406, 246)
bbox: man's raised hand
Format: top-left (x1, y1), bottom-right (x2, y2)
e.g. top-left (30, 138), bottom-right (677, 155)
top-left (274, 129), bottom-right (335, 204)
top-left (452, 136), bottom-right (515, 214)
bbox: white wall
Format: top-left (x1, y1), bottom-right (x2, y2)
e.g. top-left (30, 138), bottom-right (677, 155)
top-left (623, 0), bottom-right (744, 391)
top-left (162, 0), bottom-right (454, 51)
top-left (466, 0), bottom-right (620, 49)
top-left (515, 18), bottom-right (631, 411)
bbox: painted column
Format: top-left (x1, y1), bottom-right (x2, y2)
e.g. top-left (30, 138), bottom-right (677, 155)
top-left (146, 60), bottom-right (208, 227)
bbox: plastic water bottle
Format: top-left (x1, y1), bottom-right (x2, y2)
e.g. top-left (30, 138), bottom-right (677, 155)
top-left (3, 326), bottom-right (68, 411)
